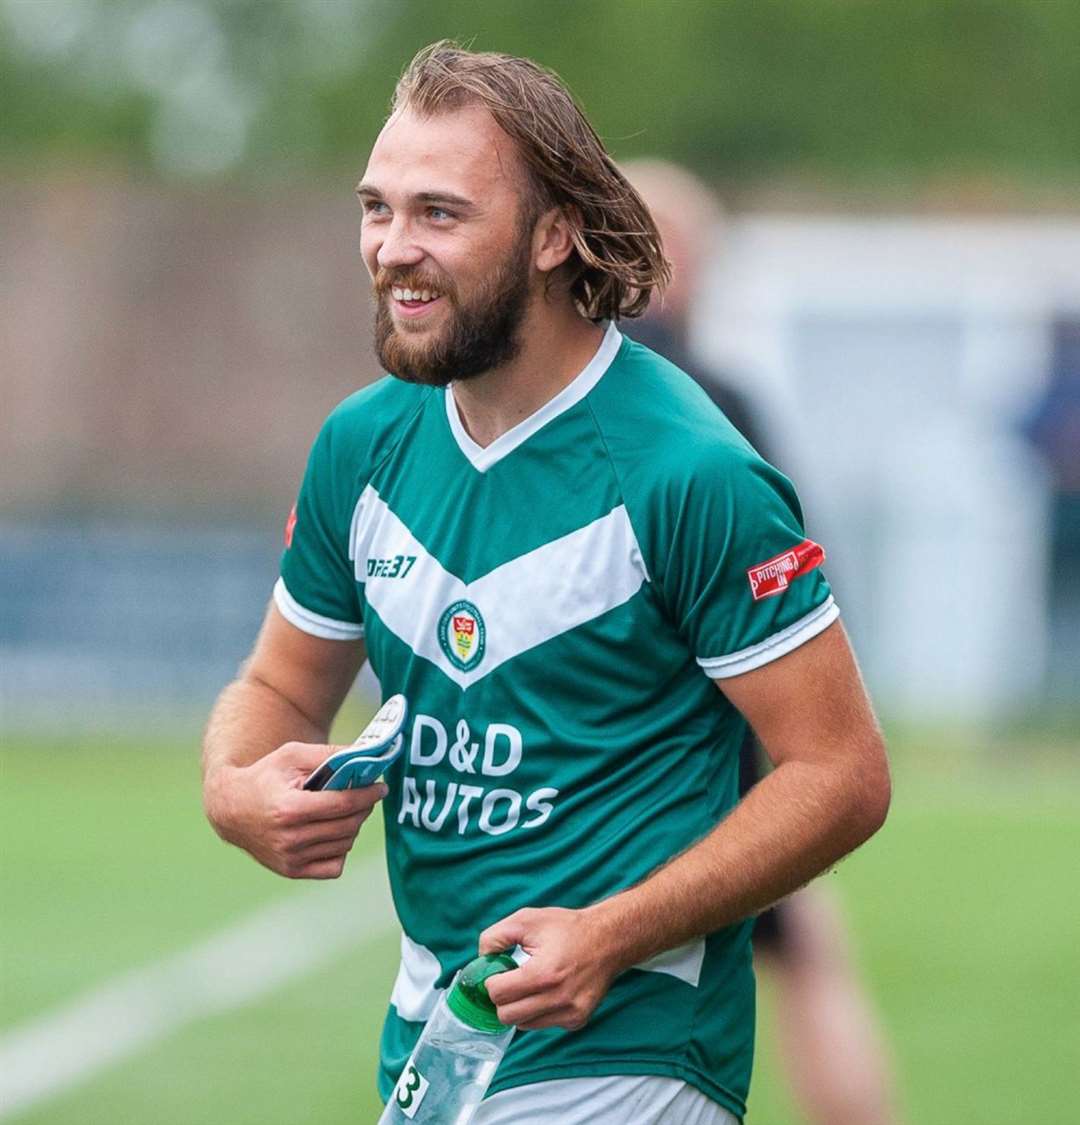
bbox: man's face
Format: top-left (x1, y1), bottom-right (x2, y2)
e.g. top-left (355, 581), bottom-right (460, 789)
top-left (358, 104), bottom-right (537, 385)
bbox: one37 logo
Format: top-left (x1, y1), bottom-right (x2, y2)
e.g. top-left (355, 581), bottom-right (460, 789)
top-left (367, 554), bottom-right (417, 579)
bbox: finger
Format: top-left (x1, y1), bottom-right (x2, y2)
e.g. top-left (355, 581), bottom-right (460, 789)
top-left (483, 961), bottom-right (539, 1006)
top-left (289, 857), bottom-right (347, 880)
top-left (295, 784), bottom-right (389, 821)
top-left (294, 834), bottom-right (359, 862)
top-left (271, 787), bottom-right (384, 830)
top-left (495, 995), bottom-right (569, 1028)
top-left (478, 909), bottom-right (533, 956)
top-left (516, 1009), bottom-right (585, 1032)
top-left (275, 741), bottom-right (344, 769)
top-left (286, 811), bottom-right (370, 850)
top-left (500, 990), bottom-right (594, 1031)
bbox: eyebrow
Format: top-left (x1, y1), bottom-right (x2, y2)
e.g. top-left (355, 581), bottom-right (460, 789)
top-left (355, 183), bottom-right (477, 212)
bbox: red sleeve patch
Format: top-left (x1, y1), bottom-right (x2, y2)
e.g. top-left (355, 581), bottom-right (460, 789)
top-left (747, 539), bottom-right (825, 601)
top-left (284, 503), bottom-right (298, 549)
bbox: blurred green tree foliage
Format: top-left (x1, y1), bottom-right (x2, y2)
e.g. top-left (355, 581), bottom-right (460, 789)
top-left (3, 0), bottom-right (1079, 193)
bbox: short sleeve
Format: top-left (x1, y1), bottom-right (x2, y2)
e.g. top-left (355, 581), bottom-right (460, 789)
top-left (276, 416), bottom-right (365, 641)
top-left (663, 448), bottom-right (838, 679)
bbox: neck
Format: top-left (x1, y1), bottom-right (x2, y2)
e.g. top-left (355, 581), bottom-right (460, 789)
top-left (450, 298), bottom-right (605, 448)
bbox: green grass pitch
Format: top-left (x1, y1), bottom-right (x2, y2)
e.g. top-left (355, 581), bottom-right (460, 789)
top-left (2, 729), bottom-right (1077, 1124)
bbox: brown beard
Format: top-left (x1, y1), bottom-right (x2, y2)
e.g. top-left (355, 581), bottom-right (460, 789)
top-left (373, 231), bottom-right (533, 386)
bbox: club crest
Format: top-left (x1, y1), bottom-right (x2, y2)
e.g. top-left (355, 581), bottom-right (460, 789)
top-left (437, 599), bottom-right (486, 671)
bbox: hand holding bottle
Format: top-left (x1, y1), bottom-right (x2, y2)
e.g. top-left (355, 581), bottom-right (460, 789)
top-left (379, 952), bottom-right (522, 1124)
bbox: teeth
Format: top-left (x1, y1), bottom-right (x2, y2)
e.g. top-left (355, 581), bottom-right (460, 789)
top-left (390, 286), bottom-right (440, 303)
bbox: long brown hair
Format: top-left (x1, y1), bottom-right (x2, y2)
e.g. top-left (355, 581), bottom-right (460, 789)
top-left (391, 41), bottom-right (670, 320)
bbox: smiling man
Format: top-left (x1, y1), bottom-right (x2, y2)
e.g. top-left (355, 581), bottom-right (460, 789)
top-left (201, 41), bottom-right (890, 1125)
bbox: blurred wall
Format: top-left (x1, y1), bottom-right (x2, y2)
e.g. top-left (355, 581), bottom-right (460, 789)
top-left (1, 175), bottom-right (379, 521)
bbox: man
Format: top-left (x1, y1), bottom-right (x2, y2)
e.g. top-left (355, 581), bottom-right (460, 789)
top-left (202, 42), bottom-right (891, 1125)
top-left (624, 158), bottom-right (902, 1125)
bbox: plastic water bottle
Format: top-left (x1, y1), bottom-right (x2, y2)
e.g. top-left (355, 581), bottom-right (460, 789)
top-left (378, 952), bottom-right (519, 1124)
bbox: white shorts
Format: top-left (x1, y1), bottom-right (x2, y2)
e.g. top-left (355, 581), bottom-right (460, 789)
top-left (472, 1074), bottom-right (739, 1124)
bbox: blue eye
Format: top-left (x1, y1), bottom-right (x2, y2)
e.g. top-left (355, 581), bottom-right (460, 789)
top-left (428, 207), bottom-right (453, 221)
top-left (364, 200), bottom-right (389, 216)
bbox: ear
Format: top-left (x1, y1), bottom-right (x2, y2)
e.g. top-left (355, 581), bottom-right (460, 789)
top-left (532, 205), bottom-right (579, 274)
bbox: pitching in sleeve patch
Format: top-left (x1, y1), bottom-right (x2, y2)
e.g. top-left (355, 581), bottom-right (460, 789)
top-left (747, 538), bottom-right (825, 601)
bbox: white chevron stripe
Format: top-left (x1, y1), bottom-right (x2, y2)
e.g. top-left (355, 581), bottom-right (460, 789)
top-left (636, 938), bottom-right (706, 987)
top-left (389, 934), bottom-right (444, 1023)
top-left (349, 486), bottom-right (648, 690)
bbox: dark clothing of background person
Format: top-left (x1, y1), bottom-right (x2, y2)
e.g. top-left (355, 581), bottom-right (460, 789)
top-left (625, 315), bottom-right (786, 952)
top-left (626, 318), bottom-right (769, 459)
top-left (1023, 316), bottom-right (1080, 701)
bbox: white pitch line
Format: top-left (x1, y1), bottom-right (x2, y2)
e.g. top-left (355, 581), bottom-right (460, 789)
top-left (0, 854), bottom-right (397, 1119)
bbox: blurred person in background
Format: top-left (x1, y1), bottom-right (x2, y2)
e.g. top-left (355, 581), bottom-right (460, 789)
top-left (1023, 317), bottom-right (1080, 697)
top-left (202, 43), bottom-right (891, 1125)
top-left (623, 159), bottom-right (902, 1125)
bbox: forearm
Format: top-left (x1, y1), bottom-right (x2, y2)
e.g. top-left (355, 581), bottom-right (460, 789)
top-left (586, 750), bottom-right (890, 972)
top-left (203, 602), bottom-right (364, 790)
top-left (203, 674), bottom-right (326, 778)
top-left (201, 674), bottom-right (327, 835)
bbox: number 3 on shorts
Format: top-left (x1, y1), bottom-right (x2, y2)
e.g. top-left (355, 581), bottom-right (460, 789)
top-left (393, 1062), bottom-right (429, 1119)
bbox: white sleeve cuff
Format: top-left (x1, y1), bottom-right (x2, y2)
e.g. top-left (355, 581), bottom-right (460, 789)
top-left (697, 595), bottom-right (839, 679)
top-left (273, 577), bottom-right (364, 641)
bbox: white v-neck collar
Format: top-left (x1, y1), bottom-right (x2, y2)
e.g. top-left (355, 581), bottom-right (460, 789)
top-left (444, 321), bottom-right (623, 472)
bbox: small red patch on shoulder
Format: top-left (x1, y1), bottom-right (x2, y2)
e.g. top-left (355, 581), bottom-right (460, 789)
top-left (747, 539), bottom-right (825, 601)
top-left (284, 503), bottom-right (298, 549)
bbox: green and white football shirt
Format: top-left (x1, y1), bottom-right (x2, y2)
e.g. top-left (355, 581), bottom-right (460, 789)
top-left (277, 323), bottom-right (838, 1120)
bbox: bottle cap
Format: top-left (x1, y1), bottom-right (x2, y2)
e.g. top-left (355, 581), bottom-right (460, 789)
top-left (445, 952), bottom-right (518, 1033)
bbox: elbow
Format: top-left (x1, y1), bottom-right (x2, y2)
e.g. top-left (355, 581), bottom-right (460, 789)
top-left (853, 737), bottom-right (892, 844)
top-left (862, 770), bottom-right (892, 841)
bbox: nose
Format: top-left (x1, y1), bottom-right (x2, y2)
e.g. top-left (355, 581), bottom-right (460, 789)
top-left (376, 215), bottom-right (425, 272)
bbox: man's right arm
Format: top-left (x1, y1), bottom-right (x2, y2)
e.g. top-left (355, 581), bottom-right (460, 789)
top-left (202, 601), bottom-right (381, 880)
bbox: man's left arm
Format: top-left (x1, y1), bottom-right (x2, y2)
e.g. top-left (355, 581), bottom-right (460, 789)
top-left (481, 619), bottom-right (890, 1030)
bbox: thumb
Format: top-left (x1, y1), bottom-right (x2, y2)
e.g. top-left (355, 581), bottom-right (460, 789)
top-left (478, 909), bottom-right (534, 956)
top-left (273, 741), bottom-right (338, 769)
